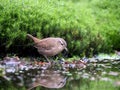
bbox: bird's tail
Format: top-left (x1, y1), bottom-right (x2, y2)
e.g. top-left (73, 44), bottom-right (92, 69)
top-left (27, 34), bottom-right (40, 43)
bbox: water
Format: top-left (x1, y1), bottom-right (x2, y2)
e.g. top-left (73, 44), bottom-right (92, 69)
top-left (0, 54), bottom-right (120, 90)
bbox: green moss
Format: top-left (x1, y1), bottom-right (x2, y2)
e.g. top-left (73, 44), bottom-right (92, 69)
top-left (0, 0), bottom-right (120, 56)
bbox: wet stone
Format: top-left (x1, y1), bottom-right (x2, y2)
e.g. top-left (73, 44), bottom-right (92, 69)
top-left (108, 71), bottom-right (119, 76)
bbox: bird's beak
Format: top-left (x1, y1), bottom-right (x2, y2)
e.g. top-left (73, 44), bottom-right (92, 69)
top-left (62, 47), bottom-right (68, 57)
top-left (64, 47), bottom-right (68, 52)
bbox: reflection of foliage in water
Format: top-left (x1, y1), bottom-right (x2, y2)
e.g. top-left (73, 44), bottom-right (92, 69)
top-left (0, 55), bottom-right (120, 90)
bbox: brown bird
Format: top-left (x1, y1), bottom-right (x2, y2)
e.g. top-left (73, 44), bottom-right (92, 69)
top-left (27, 34), bottom-right (68, 62)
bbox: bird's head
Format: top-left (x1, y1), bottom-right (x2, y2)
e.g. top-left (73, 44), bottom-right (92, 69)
top-left (58, 38), bottom-right (68, 51)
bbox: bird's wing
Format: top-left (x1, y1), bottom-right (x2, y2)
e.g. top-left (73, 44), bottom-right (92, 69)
top-left (34, 40), bottom-right (56, 50)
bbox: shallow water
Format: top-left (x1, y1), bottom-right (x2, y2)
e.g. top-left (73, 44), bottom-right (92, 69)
top-left (0, 54), bottom-right (120, 90)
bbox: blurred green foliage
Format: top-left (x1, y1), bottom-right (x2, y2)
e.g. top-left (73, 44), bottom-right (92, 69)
top-left (0, 0), bottom-right (120, 56)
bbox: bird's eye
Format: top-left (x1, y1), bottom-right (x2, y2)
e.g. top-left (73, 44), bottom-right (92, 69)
top-left (61, 43), bottom-right (64, 45)
top-left (59, 40), bottom-right (64, 45)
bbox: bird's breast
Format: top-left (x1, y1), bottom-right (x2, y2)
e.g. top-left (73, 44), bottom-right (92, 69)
top-left (38, 47), bottom-right (64, 57)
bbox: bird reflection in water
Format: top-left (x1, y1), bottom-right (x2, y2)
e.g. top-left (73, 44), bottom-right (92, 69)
top-left (27, 70), bottom-right (67, 90)
top-left (0, 56), bottom-right (87, 90)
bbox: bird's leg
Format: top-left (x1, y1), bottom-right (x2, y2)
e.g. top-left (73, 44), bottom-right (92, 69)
top-left (43, 55), bottom-right (52, 69)
top-left (43, 55), bottom-right (50, 63)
